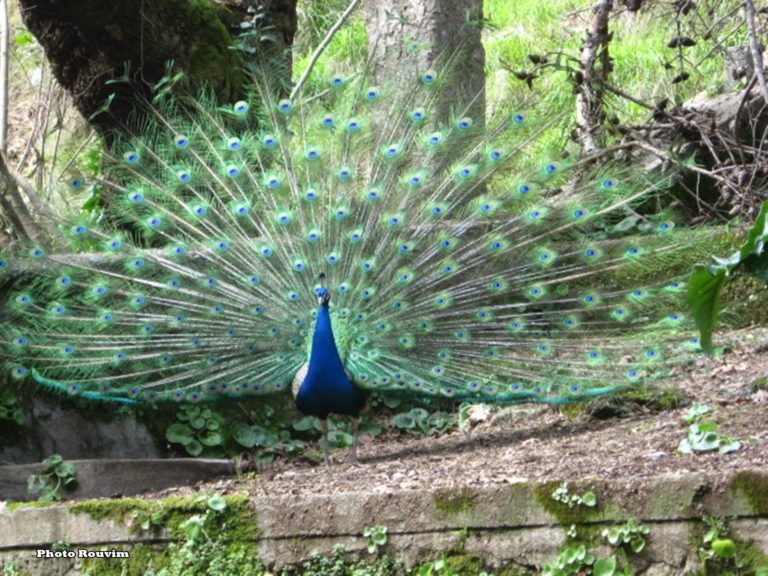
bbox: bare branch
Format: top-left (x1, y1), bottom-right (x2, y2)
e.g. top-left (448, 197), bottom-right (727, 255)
top-left (743, 0), bottom-right (768, 103)
top-left (289, 0), bottom-right (362, 101)
top-left (0, 152), bottom-right (47, 244)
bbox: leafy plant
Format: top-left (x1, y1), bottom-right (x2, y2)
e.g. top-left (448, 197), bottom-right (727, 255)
top-left (166, 406), bottom-right (228, 458)
top-left (289, 544), bottom-right (399, 576)
top-left (593, 556), bottom-right (619, 576)
top-left (688, 200), bottom-right (768, 352)
top-left (541, 544), bottom-right (596, 576)
top-left (132, 495), bottom-right (266, 576)
top-left (551, 483), bottom-right (597, 508)
top-left (684, 402), bottom-right (711, 422)
top-left (694, 517), bottom-right (766, 575)
top-left (602, 518), bottom-right (651, 554)
top-left (677, 405), bottom-right (740, 455)
top-left (2, 562), bottom-right (21, 576)
top-left (678, 422), bottom-right (741, 455)
top-left (392, 408), bottom-right (456, 436)
top-left (27, 454), bottom-right (78, 501)
top-left (0, 391), bottom-right (26, 426)
top-left (364, 524), bottom-right (388, 555)
top-left (232, 420), bottom-right (306, 465)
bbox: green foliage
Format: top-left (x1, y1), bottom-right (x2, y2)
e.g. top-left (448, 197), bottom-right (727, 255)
top-left (689, 201), bottom-right (768, 351)
top-left (142, 496), bottom-right (260, 576)
top-left (166, 406), bottom-right (226, 457)
top-left (677, 404), bottom-right (741, 455)
top-left (694, 516), bottom-right (768, 575)
top-left (364, 524), bottom-right (389, 555)
top-left (551, 484), bottom-right (597, 509)
top-left (413, 557), bottom-right (489, 576)
top-left (602, 518), bottom-right (650, 554)
top-left (14, 30), bottom-right (35, 47)
top-left (2, 562), bottom-right (24, 576)
top-left (26, 454), bottom-right (78, 501)
top-left (146, 539), bottom-right (264, 576)
top-left (684, 402), bottom-right (712, 422)
top-left (165, 403), bottom-right (309, 463)
top-left (283, 544), bottom-right (398, 576)
top-left (541, 544), bottom-right (596, 576)
top-left (392, 408), bottom-right (456, 436)
top-left (0, 390), bottom-right (26, 426)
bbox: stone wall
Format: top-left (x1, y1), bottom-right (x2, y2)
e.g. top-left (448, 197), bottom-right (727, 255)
top-left (0, 470), bottom-right (766, 574)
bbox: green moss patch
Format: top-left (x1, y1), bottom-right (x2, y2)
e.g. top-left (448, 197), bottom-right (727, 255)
top-left (731, 471), bottom-right (768, 515)
top-left (70, 493), bottom-right (258, 540)
top-left (433, 487), bottom-right (477, 515)
top-left (5, 500), bottom-right (58, 512)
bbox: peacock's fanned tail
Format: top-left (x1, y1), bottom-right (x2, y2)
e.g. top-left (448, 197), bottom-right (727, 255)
top-left (0, 60), bottom-right (701, 405)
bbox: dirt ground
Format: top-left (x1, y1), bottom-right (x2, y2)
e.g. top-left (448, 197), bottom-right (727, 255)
top-left (146, 328), bottom-right (768, 500)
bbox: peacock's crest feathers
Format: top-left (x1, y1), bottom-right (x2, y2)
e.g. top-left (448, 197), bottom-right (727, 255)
top-left (1, 57), bottom-right (701, 406)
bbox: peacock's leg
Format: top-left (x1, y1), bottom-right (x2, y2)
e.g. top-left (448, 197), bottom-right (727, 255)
top-left (351, 417), bottom-right (359, 463)
top-left (320, 419), bottom-right (330, 468)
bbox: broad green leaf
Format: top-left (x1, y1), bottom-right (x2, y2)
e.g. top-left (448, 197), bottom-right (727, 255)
top-left (593, 556), bottom-right (617, 576)
top-left (688, 200), bottom-right (768, 352)
top-left (166, 423), bottom-right (194, 445)
top-left (199, 432), bottom-right (223, 447)
top-left (630, 536), bottom-right (646, 553)
top-left (712, 539), bottom-right (736, 560)
top-left (43, 454), bottom-right (63, 466)
top-left (207, 495), bottom-right (227, 512)
top-left (232, 422), bottom-right (258, 448)
top-left (687, 265), bottom-right (726, 353)
top-left (719, 439), bottom-right (741, 454)
top-left (393, 414), bottom-right (415, 429)
top-left (359, 422), bottom-right (383, 436)
top-left (185, 439), bottom-right (203, 456)
top-left (191, 417), bottom-right (207, 430)
top-left (55, 462), bottom-right (76, 478)
top-left (327, 430), bottom-right (354, 448)
top-left (293, 415), bottom-right (320, 432)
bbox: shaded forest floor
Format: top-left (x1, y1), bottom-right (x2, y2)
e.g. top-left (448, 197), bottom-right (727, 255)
top-left (146, 327), bottom-right (768, 499)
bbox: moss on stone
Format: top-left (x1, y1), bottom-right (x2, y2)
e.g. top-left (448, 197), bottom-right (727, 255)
top-left (733, 540), bottom-right (768, 574)
top-left (498, 562), bottom-right (537, 576)
top-left (443, 554), bottom-right (482, 575)
top-left (80, 544), bottom-right (169, 576)
top-left (643, 479), bottom-right (706, 519)
top-left (70, 497), bottom-right (151, 525)
top-left (751, 376), bottom-right (768, 392)
top-left (433, 487), bottom-right (477, 515)
top-left (69, 493), bottom-right (259, 540)
top-left (730, 471), bottom-right (768, 515)
top-left (532, 482), bottom-right (603, 527)
top-left (5, 500), bottom-right (58, 512)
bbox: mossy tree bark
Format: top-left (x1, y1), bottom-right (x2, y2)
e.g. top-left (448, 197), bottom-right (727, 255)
top-left (18, 0), bottom-right (297, 135)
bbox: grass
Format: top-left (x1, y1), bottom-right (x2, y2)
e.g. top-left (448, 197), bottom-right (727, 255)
top-left (482, 0), bottom-right (748, 159)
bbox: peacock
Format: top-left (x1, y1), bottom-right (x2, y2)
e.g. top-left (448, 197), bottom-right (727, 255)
top-left (0, 43), bottom-right (704, 467)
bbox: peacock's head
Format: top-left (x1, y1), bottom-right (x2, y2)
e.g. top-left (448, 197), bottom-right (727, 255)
top-left (316, 273), bottom-right (330, 307)
top-left (316, 286), bottom-right (331, 307)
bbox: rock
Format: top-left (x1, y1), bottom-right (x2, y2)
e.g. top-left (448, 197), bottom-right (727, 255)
top-left (1, 396), bottom-right (161, 464)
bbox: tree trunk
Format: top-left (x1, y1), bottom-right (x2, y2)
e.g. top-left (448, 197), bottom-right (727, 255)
top-left (363, 0), bottom-right (485, 125)
top-left (19, 0), bottom-right (297, 134)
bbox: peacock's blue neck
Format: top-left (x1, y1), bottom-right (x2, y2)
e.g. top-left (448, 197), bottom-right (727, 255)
top-left (294, 302), bottom-right (366, 418)
top-left (311, 304), bottom-right (345, 369)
